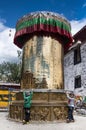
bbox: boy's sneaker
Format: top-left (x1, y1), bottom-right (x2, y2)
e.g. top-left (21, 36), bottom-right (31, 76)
top-left (66, 119), bottom-right (71, 123)
top-left (27, 121), bottom-right (30, 124)
top-left (22, 120), bottom-right (27, 125)
top-left (71, 119), bottom-right (75, 122)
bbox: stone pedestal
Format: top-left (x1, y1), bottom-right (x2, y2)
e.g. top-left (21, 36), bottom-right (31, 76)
top-left (9, 89), bottom-right (68, 122)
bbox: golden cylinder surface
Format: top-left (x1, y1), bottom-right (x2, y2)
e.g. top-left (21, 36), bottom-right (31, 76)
top-left (21, 35), bottom-right (64, 89)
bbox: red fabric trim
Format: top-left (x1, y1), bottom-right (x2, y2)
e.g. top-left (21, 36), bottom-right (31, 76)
top-left (14, 23), bottom-right (72, 51)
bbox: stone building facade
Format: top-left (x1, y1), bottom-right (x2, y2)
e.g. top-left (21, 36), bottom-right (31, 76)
top-left (64, 26), bottom-right (86, 96)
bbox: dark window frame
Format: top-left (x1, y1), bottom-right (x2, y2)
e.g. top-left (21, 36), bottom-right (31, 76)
top-left (74, 46), bottom-right (81, 65)
top-left (75, 75), bottom-right (81, 89)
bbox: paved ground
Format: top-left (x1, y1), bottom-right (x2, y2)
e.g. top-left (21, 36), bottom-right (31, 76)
top-left (0, 112), bottom-right (86, 130)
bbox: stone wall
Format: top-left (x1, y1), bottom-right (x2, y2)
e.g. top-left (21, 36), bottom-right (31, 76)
top-left (64, 42), bottom-right (86, 95)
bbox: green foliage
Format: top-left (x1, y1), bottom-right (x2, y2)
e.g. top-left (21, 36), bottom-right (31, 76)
top-left (0, 61), bottom-right (21, 83)
top-left (0, 50), bottom-right (22, 83)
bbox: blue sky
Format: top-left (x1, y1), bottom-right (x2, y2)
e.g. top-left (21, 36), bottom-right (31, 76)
top-left (0, 0), bottom-right (86, 27)
top-left (0, 0), bottom-right (86, 63)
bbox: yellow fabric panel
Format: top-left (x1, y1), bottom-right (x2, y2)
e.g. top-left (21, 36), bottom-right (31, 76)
top-left (0, 90), bottom-right (16, 107)
top-left (0, 90), bottom-right (9, 94)
top-left (0, 102), bottom-right (9, 107)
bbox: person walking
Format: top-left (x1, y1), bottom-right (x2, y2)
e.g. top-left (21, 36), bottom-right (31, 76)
top-left (66, 91), bottom-right (75, 123)
top-left (23, 90), bottom-right (33, 124)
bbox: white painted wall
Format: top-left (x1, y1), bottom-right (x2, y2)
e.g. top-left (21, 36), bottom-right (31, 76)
top-left (64, 42), bottom-right (86, 96)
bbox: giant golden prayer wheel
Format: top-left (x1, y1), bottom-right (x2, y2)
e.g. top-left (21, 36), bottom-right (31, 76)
top-left (9, 11), bottom-right (72, 122)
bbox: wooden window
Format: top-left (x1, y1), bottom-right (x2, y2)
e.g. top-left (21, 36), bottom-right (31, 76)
top-left (74, 46), bottom-right (81, 65)
top-left (75, 76), bottom-right (81, 89)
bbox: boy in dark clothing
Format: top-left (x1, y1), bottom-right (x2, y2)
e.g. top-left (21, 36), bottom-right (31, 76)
top-left (23, 90), bottom-right (33, 124)
top-left (66, 91), bottom-right (75, 123)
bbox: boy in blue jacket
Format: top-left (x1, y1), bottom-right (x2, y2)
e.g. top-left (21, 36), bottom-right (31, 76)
top-left (23, 90), bottom-right (33, 124)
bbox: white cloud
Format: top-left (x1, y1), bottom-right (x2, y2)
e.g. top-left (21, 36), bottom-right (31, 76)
top-left (0, 21), bottom-right (21, 63)
top-left (0, 22), bottom-right (7, 32)
top-left (83, 3), bottom-right (86, 8)
top-left (70, 18), bottom-right (86, 35)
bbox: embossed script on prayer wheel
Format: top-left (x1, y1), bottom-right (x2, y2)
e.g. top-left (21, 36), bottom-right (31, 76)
top-left (14, 11), bottom-right (72, 89)
top-left (9, 11), bottom-right (72, 122)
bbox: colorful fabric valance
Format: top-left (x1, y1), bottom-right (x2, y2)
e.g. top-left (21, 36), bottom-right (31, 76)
top-left (14, 13), bottom-right (72, 51)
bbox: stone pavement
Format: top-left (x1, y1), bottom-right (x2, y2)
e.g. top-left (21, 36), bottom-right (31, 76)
top-left (0, 112), bottom-right (86, 130)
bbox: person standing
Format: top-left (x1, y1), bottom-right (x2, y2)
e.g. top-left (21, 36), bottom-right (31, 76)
top-left (23, 90), bottom-right (33, 124)
top-left (66, 91), bottom-right (75, 123)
